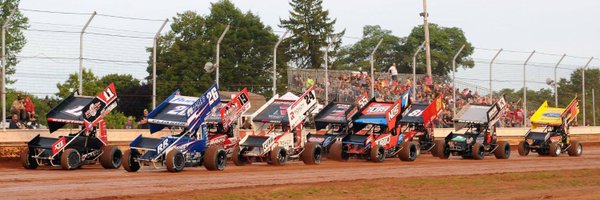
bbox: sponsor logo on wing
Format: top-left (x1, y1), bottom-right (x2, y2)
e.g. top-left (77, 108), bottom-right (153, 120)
top-left (169, 96), bottom-right (198, 105)
top-left (85, 102), bottom-right (101, 118)
top-left (388, 103), bottom-right (400, 119)
top-left (543, 112), bottom-right (561, 118)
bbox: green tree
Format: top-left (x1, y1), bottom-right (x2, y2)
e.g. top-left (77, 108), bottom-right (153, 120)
top-left (56, 69), bottom-right (102, 98)
top-left (280, 0), bottom-right (344, 69)
top-left (335, 25), bottom-right (403, 71)
top-left (0, 0), bottom-right (29, 85)
top-left (556, 68), bottom-right (600, 125)
top-left (398, 23), bottom-right (474, 76)
top-left (151, 0), bottom-right (283, 98)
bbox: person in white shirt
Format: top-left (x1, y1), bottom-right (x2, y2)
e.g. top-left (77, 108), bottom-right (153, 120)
top-left (388, 63), bottom-right (398, 81)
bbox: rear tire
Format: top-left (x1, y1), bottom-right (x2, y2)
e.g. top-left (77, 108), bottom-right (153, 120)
top-left (549, 141), bottom-right (561, 157)
top-left (204, 145), bottom-right (227, 171)
top-left (494, 141), bottom-right (510, 159)
top-left (370, 145), bottom-right (385, 162)
top-left (166, 149), bottom-right (185, 172)
top-left (567, 140), bottom-right (582, 157)
top-left (301, 142), bottom-right (322, 165)
top-left (100, 145), bottom-right (122, 169)
top-left (472, 143), bottom-right (485, 160)
top-left (122, 149), bottom-right (140, 172)
top-left (518, 141), bottom-right (530, 156)
top-left (399, 142), bottom-right (418, 161)
top-left (60, 148), bottom-right (81, 170)
top-left (434, 140), bottom-right (450, 159)
top-left (269, 146), bottom-right (287, 166)
top-left (20, 147), bottom-right (38, 169)
top-left (328, 141), bottom-right (349, 161)
top-left (232, 146), bottom-right (249, 166)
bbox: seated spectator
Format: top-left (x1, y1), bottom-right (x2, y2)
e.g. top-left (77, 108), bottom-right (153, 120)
top-left (9, 114), bottom-right (24, 129)
top-left (124, 117), bottom-right (134, 129)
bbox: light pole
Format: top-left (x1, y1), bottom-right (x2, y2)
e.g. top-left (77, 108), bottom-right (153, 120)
top-left (369, 38), bottom-right (384, 98)
top-left (553, 54), bottom-right (566, 107)
top-left (215, 24), bottom-right (230, 88)
top-left (2, 8), bottom-right (16, 131)
top-left (582, 57), bottom-right (593, 126)
top-left (452, 44), bottom-right (465, 118)
top-left (273, 30), bottom-right (289, 97)
top-left (489, 49), bottom-right (502, 101)
top-left (421, 0), bottom-right (432, 77)
top-left (152, 19), bottom-right (168, 109)
top-left (412, 41), bottom-right (426, 99)
top-left (523, 50), bottom-right (535, 126)
top-left (79, 11), bottom-right (96, 95)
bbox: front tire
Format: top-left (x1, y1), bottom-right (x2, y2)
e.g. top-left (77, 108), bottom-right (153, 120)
top-left (549, 141), bottom-right (561, 157)
top-left (20, 147), bottom-right (38, 169)
top-left (269, 146), bottom-right (287, 166)
top-left (518, 141), bottom-right (530, 156)
top-left (232, 146), bottom-right (249, 166)
top-left (328, 141), bottom-right (349, 161)
top-left (567, 140), bottom-right (582, 157)
top-left (472, 143), bottom-right (485, 160)
top-left (399, 142), bottom-right (418, 161)
top-left (204, 145), bottom-right (227, 171)
top-left (100, 145), bottom-right (122, 169)
top-left (434, 140), bottom-right (450, 159)
top-left (301, 142), bottom-right (322, 165)
top-left (166, 149), bottom-right (185, 172)
top-left (60, 148), bottom-right (81, 170)
top-left (494, 141), bottom-right (511, 159)
top-left (370, 145), bottom-right (385, 162)
top-left (122, 149), bottom-right (140, 172)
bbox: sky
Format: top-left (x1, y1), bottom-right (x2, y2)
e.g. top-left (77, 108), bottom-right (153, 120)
top-left (13, 0), bottom-right (600, 97)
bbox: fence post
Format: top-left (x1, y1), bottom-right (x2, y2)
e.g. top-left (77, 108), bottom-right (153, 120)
top-left (273, 30), bottom-right (289, 97)
top-left (593, 88), bottom-right (596, 126)
top-left (582, 56), bottom-right (594, 126)
top-left (553, 54), bottom-right (566, 107)
top-left (412, 41), bottom-right (425, 100)
top-left (1, 8), bottom-right (16, 131)
top-left (452, 44), bottom-right (465, 117)
top-left (152, 19), bottom-right (168, 109)
top-left (79, 11), bottom-right (96, 95)
top-left (489, 48), bottom-right (502, 101)
top-left (369, 38), bottom-right (384, 98)
top-left (523, 50), bottom-right (535, 126)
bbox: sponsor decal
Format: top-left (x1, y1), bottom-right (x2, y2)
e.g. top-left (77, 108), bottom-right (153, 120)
top-left (64, 105), bottom-right (85, 117)
top-left (375, 135), bottom-right (391, 146)
top-left (209, 135), bottom-right (227, 145)
top-left (407, 109), bottom-right (423, 117)
top-left (51, 137), bottom-right (67, 155)
top-left (542, 112), bottom-right (561, 118)
top-left (287, 86), bottom-right (317, 128)
top-left (169, 96), bottom-right (198, 105)
top-left (156, 139), bottom-right (171, 155)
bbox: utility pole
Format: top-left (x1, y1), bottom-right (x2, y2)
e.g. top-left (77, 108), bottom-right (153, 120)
top-left (421, 0), bottom-right (432, 77)
top-left (79, 11), bottom-right (96, 95)
top-left (273, 30), bottom-right (289, 97)
top-left (152, 19), bottom-right (168, 109)
top-left (2, 8), bottom-right (16, 131)
top-left (452, 44), bottom-right (465, 118)
top-left (215, 24), bottom-right (230, 88)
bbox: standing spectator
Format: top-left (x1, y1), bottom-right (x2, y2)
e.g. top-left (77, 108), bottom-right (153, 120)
top-left (305, 76), bottom-right (315, 89)
top-left (9, 114), bottom-right (24, 129)
top-left (10, 96), bottom-right (27, 121)
top-left (388, 63), bottom-right (398, 81)
top-left (23, 96), bottom-right (35, 121)
top-left (513, 107), bottom-right (524, 127)
top-left (137, 109), bottom-right (149, 129)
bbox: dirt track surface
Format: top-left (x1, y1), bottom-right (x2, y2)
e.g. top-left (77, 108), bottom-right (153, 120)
top-left (2, 146), bottom-right (600, 200)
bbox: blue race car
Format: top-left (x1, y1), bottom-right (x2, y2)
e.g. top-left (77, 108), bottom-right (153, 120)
top-left (122, 84), bottom-right (225, 172)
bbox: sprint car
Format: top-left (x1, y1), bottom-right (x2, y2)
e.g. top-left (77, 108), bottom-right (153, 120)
top-left (21, 83), bottom-right (122, 170)
top-left (329, 91), bottom-right (410, 162)
top-left (122, 84), bottom-right (226, 172)
top-left (434, 96), bottom-right (510, 160)
top-left (205, 88), bottom-right (251, 156)
top-left (305, 93), bottom-right (368, 159)
top-left (398, 94), bottom-right (444, 159)
top-left (518, 98), bottom-right (582, 157)
top-left (232, 86), bottom-right (320, 166)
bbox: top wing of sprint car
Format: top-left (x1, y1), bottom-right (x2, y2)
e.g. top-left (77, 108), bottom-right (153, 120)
top-left (530, 98), bottom-right (579, 129)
